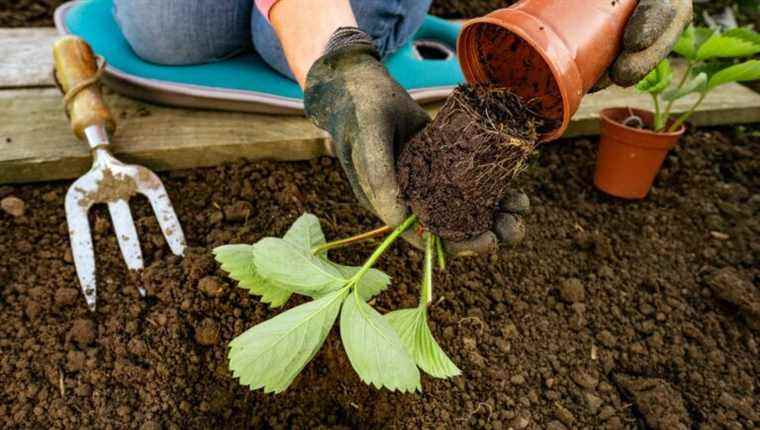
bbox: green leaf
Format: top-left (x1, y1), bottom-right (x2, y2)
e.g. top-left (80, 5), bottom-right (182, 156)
top-left (635, 60), bottom-right (672, 94)
top-left (254, 238), bottom-right (348, 297)
top-left (213, 214), bottom-right (330, 306)
top-left (707, 60), bottom-right (760, 90)
top-left (212, 244), bottom-right (292, 307)
top-left (386, 308), bottom-right (461, 379)
top-left (696, 29), bottom-right (760, 60)
top-left (283, 213), bottom-right (326, 249)
top-left (229, 288), bottom-right (348, 393)
top-left (723, 27), bottom-right (760, 46)
top-left (335, 264), bottom-right (390, 300)
top-left (662, 72), bottom-right (708, 102)
top-left (673, 26), bottom-right (715, 60)
top-left (340, 292), bottom-right (420, 392)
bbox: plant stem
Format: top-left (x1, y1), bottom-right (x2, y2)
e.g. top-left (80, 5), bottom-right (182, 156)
top-left (668, 92), bottom-right (706, 133)
top-left (312, 225), bottom-right (392, 255)
top-left (652, 93), bottom-right (664, 132)
top-left (420, 233), bottom-right (434, 306)
top-left (663, 61), bottom-right (694, 124)
top-left (435, 235), bottom-right (446, 271)
top-left (349, 215), bottom-right (417, 285)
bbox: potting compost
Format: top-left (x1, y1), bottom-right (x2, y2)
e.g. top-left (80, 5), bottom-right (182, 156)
top-left (398, 85), bottom-right (545, 240)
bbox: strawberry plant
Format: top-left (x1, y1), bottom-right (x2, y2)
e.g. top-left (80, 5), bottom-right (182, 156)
top-left (636, 24), bottom-right (760, 132)
top-left (213, 213), bottom-right (460, 393)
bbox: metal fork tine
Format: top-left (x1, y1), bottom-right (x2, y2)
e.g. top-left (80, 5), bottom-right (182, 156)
top-left (107, 199), bottom-right (147, 297)
top-left (107, 199), bottom-right (143, 270)
top-left (65, 192), bottom-right (97, 311)
top-left (137, 171), bottom-right (186, 257)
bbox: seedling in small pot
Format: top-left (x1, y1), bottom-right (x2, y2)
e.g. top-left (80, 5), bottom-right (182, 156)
top-left (636, 25), bottom-right (760, 132)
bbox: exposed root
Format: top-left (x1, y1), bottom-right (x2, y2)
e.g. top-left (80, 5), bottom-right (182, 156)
top-left (398, 84), bottom-right (547, 240)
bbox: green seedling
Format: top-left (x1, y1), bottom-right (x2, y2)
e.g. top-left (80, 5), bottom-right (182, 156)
top-left (213, 213), bottom-right (460, 394)
top-left (636, 24), bottom-right (760, 132)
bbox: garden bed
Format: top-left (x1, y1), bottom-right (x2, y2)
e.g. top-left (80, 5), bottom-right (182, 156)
top-left (1, 127), bottom-right (758, 429)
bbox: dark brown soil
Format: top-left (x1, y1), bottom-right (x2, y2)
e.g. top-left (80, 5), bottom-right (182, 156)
top-left (0, 0), bottom-right (66, 27)
top-left (429, 0), bottom-right (515, 19)
top-left (398, 85), bottom-right (541, 241)
top-left (1, 124), bottom-right (758, 429)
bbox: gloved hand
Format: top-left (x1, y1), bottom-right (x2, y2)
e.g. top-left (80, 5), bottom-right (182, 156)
top-left (596, 0), bottom-right (693, 89)
top-left (304, 28), bottom-right (529, 256)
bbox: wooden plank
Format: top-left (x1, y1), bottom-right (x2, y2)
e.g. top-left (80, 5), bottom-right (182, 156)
top-left (2, 28), bottom-right (760, 184)
top-left (0, 28), bottom-right (59, 88)
top-left (3, 81), bottom-right (759, 184)
top-left (0, 87), bottom-right (330, 184)
top-left (566, 81), bottom-right (760, 137)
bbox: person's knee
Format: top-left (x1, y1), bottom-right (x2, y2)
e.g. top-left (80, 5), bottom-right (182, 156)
top-left (114, 0), bottom-right (252, 65)
top-left (250, 6), bottom-right (296, 79)
top-left (352, 0), bottom-right (432, 57)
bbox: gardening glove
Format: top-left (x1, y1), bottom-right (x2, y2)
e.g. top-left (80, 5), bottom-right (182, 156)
top-left (595, 0), bottom-right (693, 90)
top-left (304, 27), bottom-right (529, 256)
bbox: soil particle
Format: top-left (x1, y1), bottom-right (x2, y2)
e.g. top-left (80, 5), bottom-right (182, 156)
top-left (584, 392), bottom-right (604, 414)
top-left (571, 368), bottom-right (598, 390)
top-left (41, 190), bottom-right (59, 203)
top-left (597, 330), bottom-right (617, 348)
top-left (718, 392), bottom-right (759, 421)
top-left (599, 405), bottom-right (617, 421)
top-left (508, 415), bottom-right (530, 429)
top-left (198, 276), bottom-right (226, 297)
top-left (223, 201), bottom-right (253, 222)
top-left (546, 420), bottom-right (568, 430)
top-left (66, 350), bottom-right (86, 372)
top-left (1, 196), bottom-right (26, 217)
top-left (558, 277), bottom-right (585, 303)
top-left (616, 375), bottom-right (691, 430)
top-left (706, 267), bottom-right (760, 323)
top-left (398, 85), bottom-right (542, 240)
top-left (195, 318), bottom-right (221, 346)
top-left (0, 185), bottom-right (14, 198)
top-left (54, 288), bottom-right (79, 306)
top-left (553, 402), bottom-right (575, 426)
top-left (69, 319), bottom-right (97, 346)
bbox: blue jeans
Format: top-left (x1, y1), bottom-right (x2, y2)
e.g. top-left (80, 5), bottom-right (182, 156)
top-left (114, 0), bottom-right (432, 80)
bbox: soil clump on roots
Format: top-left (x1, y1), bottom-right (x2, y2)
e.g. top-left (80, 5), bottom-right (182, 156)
top-left (398, 84), bottom-right (546, 241)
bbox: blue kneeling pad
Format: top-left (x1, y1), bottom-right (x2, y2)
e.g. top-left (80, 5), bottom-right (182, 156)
top-left (55, 0), bottom-right (464, 114)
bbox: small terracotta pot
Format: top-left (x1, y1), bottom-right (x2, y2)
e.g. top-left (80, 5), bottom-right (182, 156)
top-left (594, 107), bottom-right (685, 199)
top-left (457, 0), bottom-right (637, 141)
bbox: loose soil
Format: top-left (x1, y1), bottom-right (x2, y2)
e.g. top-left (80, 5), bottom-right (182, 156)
top-left (398, 85), bottom-right (542, 240)
top-left (2, 126), bottom-right (759, 429)
top-left (0, 0), bottom-right (66, 27)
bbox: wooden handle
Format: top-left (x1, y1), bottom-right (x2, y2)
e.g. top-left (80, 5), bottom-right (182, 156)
top-left (53, 36), bottom-right (115, 140)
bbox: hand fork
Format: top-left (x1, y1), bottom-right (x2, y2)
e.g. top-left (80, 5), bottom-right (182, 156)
top-left (53, 36), bottom-right (186, 311)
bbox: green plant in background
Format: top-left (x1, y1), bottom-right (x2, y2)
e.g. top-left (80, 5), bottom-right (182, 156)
top-left (636, 24), bottom-right (760, 132)
top-left (213, 213), bottom-right (460, 394)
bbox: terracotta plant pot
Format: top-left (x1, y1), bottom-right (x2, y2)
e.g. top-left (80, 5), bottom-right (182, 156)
top-left (594, 107), bottom-right (685, 199)
top-left (457, 0), bottom-right (637, 141)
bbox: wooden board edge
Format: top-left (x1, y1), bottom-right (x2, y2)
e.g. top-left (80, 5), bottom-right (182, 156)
top-left (0, 137), bottom-right (330, 184)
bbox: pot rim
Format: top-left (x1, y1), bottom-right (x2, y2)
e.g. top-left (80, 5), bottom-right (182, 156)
top-left (458, 10), bottom-right (583, 142)
top-left (600, 107), bottom-right (686, 138)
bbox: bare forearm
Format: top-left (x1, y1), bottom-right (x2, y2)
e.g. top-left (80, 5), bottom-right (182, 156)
top-left (270, 0), bottom-right (357, 88)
